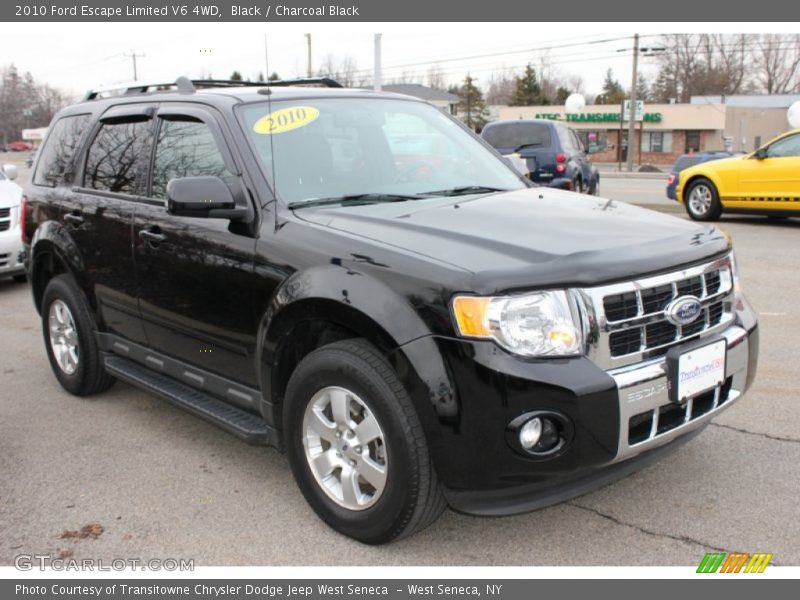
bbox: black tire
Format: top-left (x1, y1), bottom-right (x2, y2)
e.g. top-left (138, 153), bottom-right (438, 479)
top-left (283, 338), bottom-right (445, 544)
top-left (13, 273), bottom-right (27, 283)
top-left (571, 176), bottom-right (583, 193)
top-left (41, 274), bottom-right (115, 396)
top-left (684, 178), bottom-right (723, 221)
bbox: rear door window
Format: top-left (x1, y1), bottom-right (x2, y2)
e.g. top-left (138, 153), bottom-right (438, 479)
top-left (33, 114), bottom-right (90, 187)
top-left (83, 118), bottom-right (154, 195)
top-left (482, 123), bottom-right (552, 152)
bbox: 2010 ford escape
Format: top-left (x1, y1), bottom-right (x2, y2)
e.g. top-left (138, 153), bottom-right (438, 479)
top-left (23, 77), bottom-right (759, 544)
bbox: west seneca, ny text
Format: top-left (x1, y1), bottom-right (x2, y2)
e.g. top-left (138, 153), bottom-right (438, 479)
top-left (13, 4), bottom-right (361, 19)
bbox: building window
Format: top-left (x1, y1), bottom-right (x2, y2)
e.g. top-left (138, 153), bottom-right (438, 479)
top-left (685, 130), bottom-right (701, 153)
top-left (754, 136), bottom-right (762, 151)
top-left (577, 130), bottom-right (608, 153)
top-left (641, 131), bottom-right (672, 153)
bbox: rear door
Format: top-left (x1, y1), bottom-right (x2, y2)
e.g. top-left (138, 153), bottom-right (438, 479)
top-left (133, 105), bottom-right (261, 389)
top-left (67, 105), bottom-right (155, 344)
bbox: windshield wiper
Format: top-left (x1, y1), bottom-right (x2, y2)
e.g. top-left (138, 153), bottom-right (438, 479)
top-left (513, 143), bottom-right (543, 152)
top-left (418, 185), bottom-right (509, 198)
top-left (287, 193), bottom-right (424, 209)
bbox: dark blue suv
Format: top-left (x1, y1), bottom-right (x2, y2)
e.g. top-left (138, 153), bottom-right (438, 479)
top-left (666, 151), bottom-right (732, 200)
top-left (481, 119), bottom-right (600, 194)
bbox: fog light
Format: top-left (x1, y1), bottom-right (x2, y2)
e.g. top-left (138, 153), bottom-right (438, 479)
top-left (536, 418), bottom-right (560, 452)
top-left (519, 418), bottom-right (542, 449)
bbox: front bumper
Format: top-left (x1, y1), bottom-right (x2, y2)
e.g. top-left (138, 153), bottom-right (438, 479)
top-left (427, 306), bottom-right (758, 516)
top-left (0, 229), bottom-right (26, 277)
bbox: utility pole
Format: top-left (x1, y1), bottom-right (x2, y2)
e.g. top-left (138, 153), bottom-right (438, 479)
top-left (305, 34), bottom-right (312, 77)
top-left (124, 50), bottom-right (145, 81)
top-left (626, 33), bottom-right (639, 173)
top-left (373, 34), bottom-right (382, 91)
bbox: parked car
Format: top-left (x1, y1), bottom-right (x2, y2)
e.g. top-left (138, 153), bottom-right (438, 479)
top-left (677, 128), bottom-right (800, 220)
top-left (480, 118), bottom-right (600, 194)
top-left (0, 164), bottom-right (27, 282)
top-left (666, 151), bottom-right (732, 200)
top-left (5, 140), bottom-right (34, 152)
top-left (24, 77), bottom-right (758, 544)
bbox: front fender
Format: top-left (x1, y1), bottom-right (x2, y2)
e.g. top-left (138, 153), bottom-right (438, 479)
top-left (256, 264), bottom-right (457, 434)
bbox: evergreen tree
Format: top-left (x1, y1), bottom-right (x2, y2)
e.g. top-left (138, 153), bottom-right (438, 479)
top-left (230, 71), bottom-right (243, 81)
top-left (456, 75), bottom-right (489, 131)
top-left (509, 64), bottom-right (547, 106)
top-left (595, 69), bottom-right (625, 105)
top-left (555, 86), bottom-right (571, 105)
top-left (268, 72), bottom-right (281, 81)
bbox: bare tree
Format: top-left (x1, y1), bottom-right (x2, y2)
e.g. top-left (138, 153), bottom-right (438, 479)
top-left (426, 65), bottom-right (446, 90)
top-left (754, 34), bottom-right (800, 94)
top-left (317, 54), bottom-right (359, 87)
top-left (485, 68), bottom-right (516, 105)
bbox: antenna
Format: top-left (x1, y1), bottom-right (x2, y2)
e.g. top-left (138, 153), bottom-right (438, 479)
top-left (264, 35), bottom-right (279, 232)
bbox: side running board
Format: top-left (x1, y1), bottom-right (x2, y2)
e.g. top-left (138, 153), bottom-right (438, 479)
top-left (103, 354), bottom-right (280, 448)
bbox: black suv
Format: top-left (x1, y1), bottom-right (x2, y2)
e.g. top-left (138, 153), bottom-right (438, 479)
top-left (24, 78), bottom-right (758, 544)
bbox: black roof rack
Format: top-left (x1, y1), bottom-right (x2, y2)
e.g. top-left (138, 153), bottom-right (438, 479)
top-left (84, 76), bottom-right (342, 100)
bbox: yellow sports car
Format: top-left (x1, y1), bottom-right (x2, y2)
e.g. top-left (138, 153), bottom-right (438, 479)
top-left (677, 128), bottom-right (800, 221)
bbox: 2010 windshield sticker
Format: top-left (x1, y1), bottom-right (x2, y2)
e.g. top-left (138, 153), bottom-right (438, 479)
top-left (253, 106), bottom-right (319, 134)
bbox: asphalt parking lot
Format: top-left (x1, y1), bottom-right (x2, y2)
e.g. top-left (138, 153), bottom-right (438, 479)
top-left (1, 154), bottom-right (798, 566)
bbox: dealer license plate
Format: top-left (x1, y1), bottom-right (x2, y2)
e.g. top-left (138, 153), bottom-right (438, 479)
top-left (674, 340), bottom-right (727, 402)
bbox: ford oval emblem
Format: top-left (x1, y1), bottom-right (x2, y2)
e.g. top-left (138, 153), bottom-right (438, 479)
top-left (665, 296), bottom-right (703, 326)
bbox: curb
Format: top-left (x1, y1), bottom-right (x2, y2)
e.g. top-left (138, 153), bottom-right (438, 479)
top-left (599, 172), bottom-right (666, 180)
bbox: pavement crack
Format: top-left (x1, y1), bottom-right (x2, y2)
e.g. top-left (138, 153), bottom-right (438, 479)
top-left (710, 422), bottom-right (800, 444)
top-left (566, 501), bottom-right (731, 553)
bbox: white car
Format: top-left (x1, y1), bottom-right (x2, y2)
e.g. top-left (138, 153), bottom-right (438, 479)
top-left (0, 164), bottom-right (26, 282)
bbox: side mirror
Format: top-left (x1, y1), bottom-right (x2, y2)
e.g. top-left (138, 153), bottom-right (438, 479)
top-left (754, 148), bottom-right (768, 160)
top-left (2, 164), bottom-right (18, 181)
top-left (166, 176), bottom-right (248, 220)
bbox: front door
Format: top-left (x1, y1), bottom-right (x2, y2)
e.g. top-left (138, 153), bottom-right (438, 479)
top-left (736, 133), bottom-right (800, 204)
top-left (133, 106), bottom-right (261, 388)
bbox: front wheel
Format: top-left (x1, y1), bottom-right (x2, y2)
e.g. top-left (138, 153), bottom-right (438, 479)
top-left (283, 339), bottom-right (445, 544)
top-left (685, 178), bottom-right (722, 221)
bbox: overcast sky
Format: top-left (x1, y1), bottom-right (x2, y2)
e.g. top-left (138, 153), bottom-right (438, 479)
top-left (1, 22), bottom-right (795, 100)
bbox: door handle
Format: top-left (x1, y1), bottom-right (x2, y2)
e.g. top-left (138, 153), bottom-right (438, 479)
top-left (63, 212), bottom-right (84, 226)
top-left (138, 229), bottom-right (166, 244)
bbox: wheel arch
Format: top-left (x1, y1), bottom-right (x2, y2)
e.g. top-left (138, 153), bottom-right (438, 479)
top-left (256, 266), bottom-right (457, 451)
top-left (681, 172), bottom-right (722, 204)
top-left (29, 222), bottom-right (87, 314)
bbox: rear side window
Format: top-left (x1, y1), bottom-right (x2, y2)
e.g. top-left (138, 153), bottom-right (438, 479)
top-left (151, 119), bottom-right (235, 199)
top-left (482, 123), bottom-right (552, 151)
top-left (673, 157), bottom-right (701, 172)
top-left (83, 119), bottom-right (154, 195)
top-left (33, 114), bottom-right (90, 187)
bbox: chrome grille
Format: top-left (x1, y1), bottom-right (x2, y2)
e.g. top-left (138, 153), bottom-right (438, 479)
top-left (0, 207), bottom-right (10, 232)
top-left (578, 255), bottom-right (736, 369)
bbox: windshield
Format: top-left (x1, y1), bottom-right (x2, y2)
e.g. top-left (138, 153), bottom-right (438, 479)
top-left (239, 98), bottom-right (525, 206)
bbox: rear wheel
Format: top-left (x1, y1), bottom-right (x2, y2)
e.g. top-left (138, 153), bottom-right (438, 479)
top-left (41, 275), bottom-right (115, 396)
top-left (284, 338), bottom-right (445, 544)
top-left (685, 178), bottom-right (722, 221)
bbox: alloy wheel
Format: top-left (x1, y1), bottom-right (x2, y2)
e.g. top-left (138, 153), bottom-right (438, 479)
top-left (48, 299), bottom-right (79, 375)
top-left (302, 386), bottom-right (388, 511)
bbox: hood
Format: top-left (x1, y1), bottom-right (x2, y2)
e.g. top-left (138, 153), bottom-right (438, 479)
top-left (0, 180), bottom-right (23, 209)
top-left (294, 188), bottom-right (730, 292)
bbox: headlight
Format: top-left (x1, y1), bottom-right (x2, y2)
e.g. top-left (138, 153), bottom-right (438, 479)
top-left (452, 290), bottom-right (583, 357)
